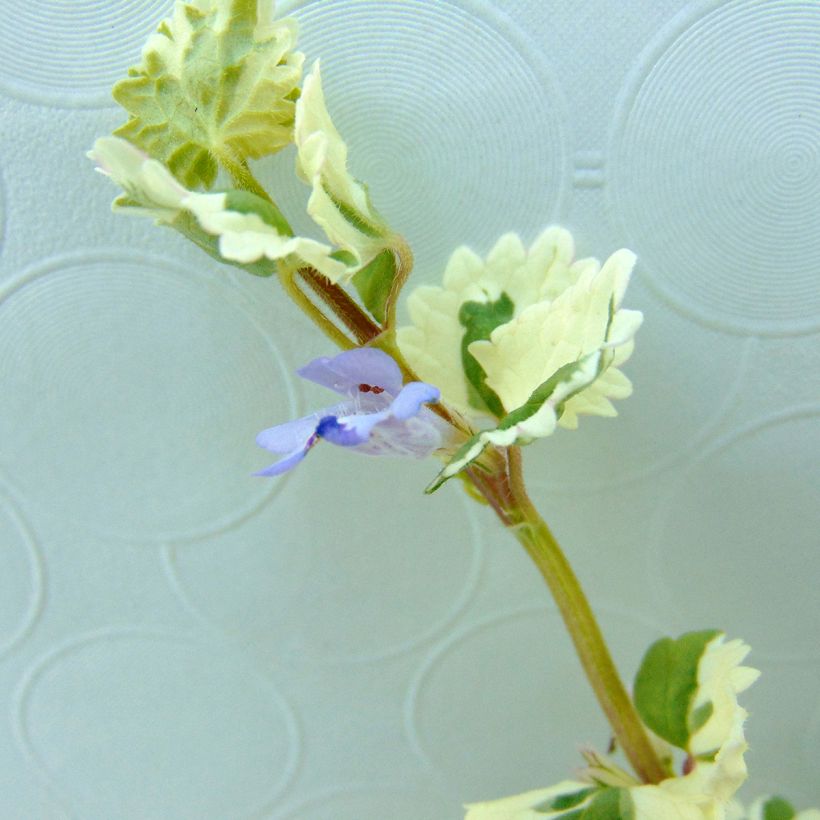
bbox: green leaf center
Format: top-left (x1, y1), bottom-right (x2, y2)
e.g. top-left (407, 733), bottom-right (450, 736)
top-left (459, 292), bottom-right (514, 417)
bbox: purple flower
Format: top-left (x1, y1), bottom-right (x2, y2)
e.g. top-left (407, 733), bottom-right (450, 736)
top-left (255, 348), bottom-right (444, 476)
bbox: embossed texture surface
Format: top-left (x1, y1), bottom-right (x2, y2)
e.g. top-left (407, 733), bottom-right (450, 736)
top-left (0, 1), bottom-right (818, 818)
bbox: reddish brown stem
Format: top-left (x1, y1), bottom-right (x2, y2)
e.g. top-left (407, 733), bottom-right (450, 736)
top-left (298, 267), bottom-right (381, 345)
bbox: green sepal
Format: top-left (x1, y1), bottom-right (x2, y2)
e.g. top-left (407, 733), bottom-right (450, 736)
top-left (113, 0), bottom-right (302, 189)
top-left (459, 293), bottom-right (514, 417)
top-left (761, 797), bottom-right (796, 820)
top-left (633, 630), bottom-right (721, 751)
top-left (426, 350), bottom-right (604, 493)
top-left (351, 249), bottom-right (396, 324)
top-left (222, 189), bottom-right (293, 236)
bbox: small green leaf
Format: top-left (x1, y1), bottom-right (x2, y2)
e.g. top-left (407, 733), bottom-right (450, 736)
top-left (459, 293), bottom-right (514, 416)
top-left (761, 797), bottom-right (796, 820)
top-left (633, 630), bottom-right (721, 750)
top-left (351, 249), bottom-right (396, 324)
top-left (425, 434), bottom-right (488, 494)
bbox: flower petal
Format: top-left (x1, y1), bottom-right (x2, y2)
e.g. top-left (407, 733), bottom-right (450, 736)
top-left (390, 381), bottom-right (441, 419)
top-left (255, 350), bottom-right (444, 475)
top-left (253, 445), bottom-right (312, 477)
top-left (317, 412), bottom-right (386, 446)
top-left (297, 348), bottom-right (404, 396)
top-left (255, 414), bottom-right (321, 453)
top-left (318, 380), bottom-right (440, 448)
top-left (354, 413), bottom-right (445, 459)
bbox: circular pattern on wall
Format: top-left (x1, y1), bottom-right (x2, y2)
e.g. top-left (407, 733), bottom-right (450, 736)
top-left (0, 251), bottom-right (296, 543)
top-left (166, 455), bottom-right (483, 663)
top-left (650, 408), bottom-right (820, 661)
top-left (406, 607), bottom-right (664, 797)
top-left (609, 0), bottom-right (820, 335)
top-left (272, 0), bottom-right (570, 283)
top-left (0, 486), bottom-right (43, 658)
top-left (0, 1), bottom-right (170, 108)
top-left (0, 161), bottom-right (6, 258)
top-left (15, 631), bottom-right (300, 817)
top-left (280, 785), bottom-right (454, 820)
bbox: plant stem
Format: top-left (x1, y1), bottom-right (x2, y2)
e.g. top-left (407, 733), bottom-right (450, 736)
top-left (382, 236), bottom-right (414, 336)
top-left (476, 446), bottom-right (667, 785)
top-left (298, 267), bottom-right (382, 345)
top-left (221, 156), bottom-right (276, 205)
top-left (279, 268), bottom-right (355, 350)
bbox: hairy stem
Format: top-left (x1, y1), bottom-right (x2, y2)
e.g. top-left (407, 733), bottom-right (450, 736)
top-left (222, 156), bottom-right (276, 205)
top-left (382, 236), bottom-right (414, 336)
top-left (298, 268), bottom-right (382, 345)
top-left (279, 268), bottom-right (355, 350)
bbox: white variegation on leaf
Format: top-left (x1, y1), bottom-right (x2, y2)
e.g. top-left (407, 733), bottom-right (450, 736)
top-left (294, 61), bottom-right (394, 275)
top-left (89, 136), bottom-right (346, 278)
top-left (627, 786), bottom-right (716, 819)
top-left (426, 351), bottom-right (603, 492)
top-left (470, 247), bottom-right (641, 428)
top-left (679, 635), bottom-right (760, 805)
top-left (184, 192), bottom-right (346, 277)
top-left (464, 634), bottom-right (761, 820)
top-left (465, 781), bottom-right (721, 820)
top-left (113, 0), bottom-right (303, 189)
top-left (89, 136), bottom-right (188, 222)
top-left (398, 227), bottom-right (584, 416)
top-left (630, 631), bottom-right (759, 814)
top-left (397, 228), bottom-right (641, 430)
top-left (463, 781), bottom-right (592, 819)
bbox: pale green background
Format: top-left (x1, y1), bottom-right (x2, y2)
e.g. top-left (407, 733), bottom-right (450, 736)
top-left (0, 1), bottom-right (818, 817)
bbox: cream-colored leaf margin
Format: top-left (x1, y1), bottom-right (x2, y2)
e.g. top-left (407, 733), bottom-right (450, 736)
top-left (113, 0), bottom-right (303, 189)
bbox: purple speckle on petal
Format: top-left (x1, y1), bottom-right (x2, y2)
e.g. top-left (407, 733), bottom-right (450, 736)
top-left (298, 348), bottom-right (403, 397)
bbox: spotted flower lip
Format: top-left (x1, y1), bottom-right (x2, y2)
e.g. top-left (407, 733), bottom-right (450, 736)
top-left (254, 348), bottom-right (443, 476)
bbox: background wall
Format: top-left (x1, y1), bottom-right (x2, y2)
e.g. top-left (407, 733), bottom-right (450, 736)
top-left (0, 0), bottom-right (818, 817)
